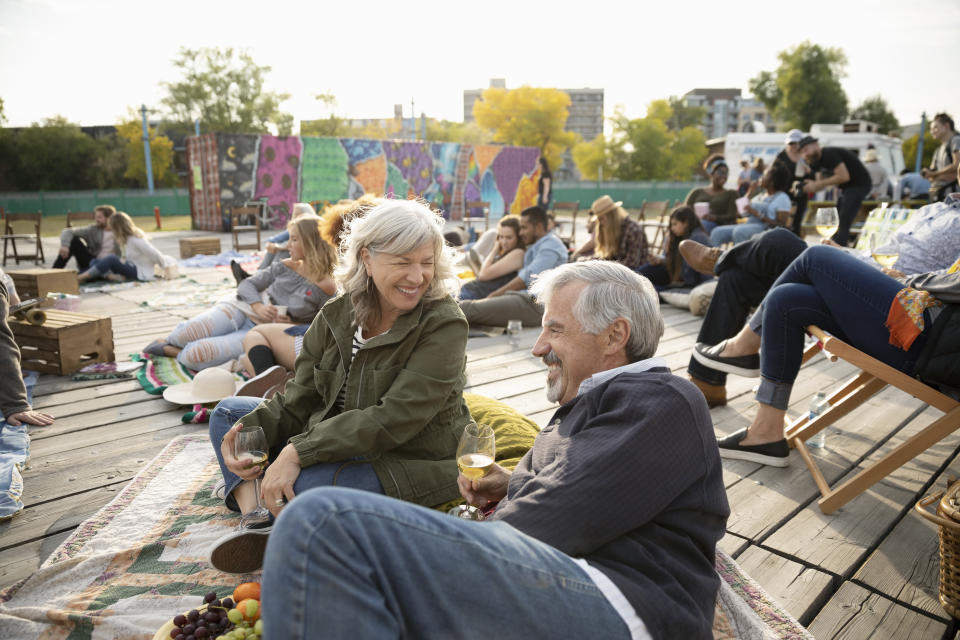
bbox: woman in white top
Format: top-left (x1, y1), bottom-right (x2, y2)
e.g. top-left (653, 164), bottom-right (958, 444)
top-left (77, 212), bottom-right (171, 283)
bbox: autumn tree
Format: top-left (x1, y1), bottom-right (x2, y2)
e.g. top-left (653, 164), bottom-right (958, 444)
top-left (116, 115), bottom-right (177, 188)
top-left (571, 134), bottom-right (615, 181)
top-left (849, 95), bottom-right (900, 135)
top-left (161, 47), bottom-right (293, 136)
top-left (472, 86), bottom-right (577, 170)
top-left (749, 42), bottom-right (848, 130)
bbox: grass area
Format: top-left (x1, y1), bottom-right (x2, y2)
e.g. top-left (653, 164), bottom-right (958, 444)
top-left (25, 215), bottom-right (195, 237)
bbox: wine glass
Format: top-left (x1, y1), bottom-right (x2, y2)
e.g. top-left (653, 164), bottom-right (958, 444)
top-left (869, 229), bottom-right (900, 269)
top-left (235, 425), bottom-right (271, 524)
top-left (451, 422), bottom-right (496, 521)
top-left (814, 207), bottom-right (839, 239)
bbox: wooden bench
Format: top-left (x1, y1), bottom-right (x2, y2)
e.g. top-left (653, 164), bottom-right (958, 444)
top-left (179, 236), bottom-right (222, 258)
top-left (10, 309), bottom-right (114, 375)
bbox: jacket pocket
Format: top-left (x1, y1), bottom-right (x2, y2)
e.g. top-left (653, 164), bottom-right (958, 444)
top-left (313, 366), bottom-right (339, 400)
top-left (367, 365), bottom-right (403, 406)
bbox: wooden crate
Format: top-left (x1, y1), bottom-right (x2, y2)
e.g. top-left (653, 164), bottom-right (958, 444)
top-left (11, 309), bottom-right (114, 375)
top-left (179, 236), bottom-right (222, 258)
top-left (10, 269), bottom-right (79, 302)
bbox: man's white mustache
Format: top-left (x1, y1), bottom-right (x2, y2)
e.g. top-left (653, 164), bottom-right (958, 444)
top-left (542, 351), bottom-right (560, 366)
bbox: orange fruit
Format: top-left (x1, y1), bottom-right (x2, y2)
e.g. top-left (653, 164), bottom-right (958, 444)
top-left (235, 597), bottom-right (260, 622)
top-left (232, 581), bottom-right (261, 602)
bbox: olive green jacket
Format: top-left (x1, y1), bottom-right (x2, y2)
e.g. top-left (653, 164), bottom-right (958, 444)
top-left (240, 293), bottom-right (471, 507)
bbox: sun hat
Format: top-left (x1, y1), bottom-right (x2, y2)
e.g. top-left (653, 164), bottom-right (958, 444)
top-left (163, 367), bottom-right (244, 405)
top-left (589, 195), bottom-right (624, 217)
top-left (797, 136), bottom-right (818, 150)
top-left (784, 129), bottom-right (804, 146)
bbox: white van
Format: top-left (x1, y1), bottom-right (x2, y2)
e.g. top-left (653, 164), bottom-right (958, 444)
top-left (718, 124), bottom-right (905, 197)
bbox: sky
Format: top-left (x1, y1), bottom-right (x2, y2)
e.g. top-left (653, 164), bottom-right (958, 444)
top-left (1, 0), bottom-right (958, 132)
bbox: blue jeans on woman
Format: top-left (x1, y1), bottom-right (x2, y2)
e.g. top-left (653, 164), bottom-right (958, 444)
top-left (166, 303), bottom-right (257, 370)
top-left (709, 221), bottom-right (767, 246)
top-left (208, 397), bottom-right (383, 512)
top-left (751, 245), bottom-right (930, 409)
top-left (261, 487), bottom-right (632, 640)
top-left (84, 254), bottom-right (138, 281)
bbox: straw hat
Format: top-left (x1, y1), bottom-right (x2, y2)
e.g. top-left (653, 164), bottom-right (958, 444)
top-left (163, 367), bottom-right (244, 405)
top-left (863, 148), bottom-right (879, 163)
top-left (590, 195), bottom-right (623, 217)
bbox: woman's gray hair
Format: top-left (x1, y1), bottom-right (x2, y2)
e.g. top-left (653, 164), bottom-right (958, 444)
top-left (336, 198), bottom-right (459, 328)
top-left (529, 261), bottom-right (664, 361)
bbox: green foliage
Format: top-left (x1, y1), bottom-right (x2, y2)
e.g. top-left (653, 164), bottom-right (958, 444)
top-left (10, 116), bottom-right (100, 190)
top-left (574, 102), bottom-right (706, 181)
top-left (161, 47), bottom-right (293, 135)
top-left (903, 131), bottom-right (938, 171)
top-left (849, 95), bottom-right (900, 135)
top-left (749, 42), bottom-right (848, 130)
top-left (116, 117), bottom-right (177, 188)
top-left (425, 119), bottom-right (492, 144)
top-left (666, 96), bottom-right (706, 131)
top-left (472, 86), bottom-right (577, 170)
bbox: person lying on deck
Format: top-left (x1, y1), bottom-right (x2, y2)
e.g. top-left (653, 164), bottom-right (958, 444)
top-left (143, 214), bottom-right (337, 371)
top-left (0, 277), bottom-right (54, 427)
top-left (692, 246), bottom-right (960, 467)
top-left (259, 260), bottom-right (730, 640)
top-left (205, 199), bottom-right (473, 575)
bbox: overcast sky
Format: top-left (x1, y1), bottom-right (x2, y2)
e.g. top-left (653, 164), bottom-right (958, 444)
top-left (1, 0), bottom-right (958, 131)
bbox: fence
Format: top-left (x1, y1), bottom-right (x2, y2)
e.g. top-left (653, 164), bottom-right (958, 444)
top-left (0, 188), bottom-right (191, 216)
top-left (553, 181), bottom-right (706, 210)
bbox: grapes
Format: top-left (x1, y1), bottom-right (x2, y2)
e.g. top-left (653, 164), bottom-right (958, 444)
top-left (221, 597), bottom-right (234, 609)
top-left (254, 620), bottom-right (262, 634)
top-left (195, 629), bottom-right (209, 639)
top-left (173, 614), bottom-right (187, 627)
top-left (188, 609), bottom-right (200, 622)
top-left (205, 611), bottom-right (220, 623)
top-left (170, 628), bottom-right (181, 639)
top-left (210, 599), bottom-right (222, 608)
top-left (183, 623), bottom-right (196, 635)
top-left (227, 608), bottom-right (243, 624)
top-left (204, 592), bottom-right (217, 604)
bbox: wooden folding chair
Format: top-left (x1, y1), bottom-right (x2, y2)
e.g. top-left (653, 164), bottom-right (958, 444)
top-left (463, 201), bottom-right (490, 234)
top-left (551, 201), bottom-right (580, 246)
top-left (3, 212), bottom-right (45, 266)
top-left (638, 200), bottom-right (671, 254)
top-left (66, 211), bottom-right (95, 228)
top-left (230, 206), bottom-right (261, 252)
top-left (785, 325), bottom-right (960, 514)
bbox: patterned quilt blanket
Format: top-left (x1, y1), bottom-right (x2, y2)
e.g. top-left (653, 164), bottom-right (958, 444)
top-left (132, 354), bottom-right (247, 423)
top-left (0, 435), bottom-right (811, 640)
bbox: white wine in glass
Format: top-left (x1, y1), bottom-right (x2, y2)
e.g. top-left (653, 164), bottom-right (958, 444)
top-left (235, 425), bottom-right (271, 522)
top-left (452, 422), bottom-right (495, 520)
top-left (814, 207), bottom-right (839, 238)
top-left (869, 230), bottom-right (900, 268)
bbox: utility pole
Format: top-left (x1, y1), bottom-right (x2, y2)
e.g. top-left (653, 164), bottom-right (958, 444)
top-left (915, 112), bottom-right (927, 174)
top-left (140, 104), bottom-right (155, 194)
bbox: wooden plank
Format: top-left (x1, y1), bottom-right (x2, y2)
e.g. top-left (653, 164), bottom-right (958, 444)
top-left (807, 582), bottom-right (947, 639)
top-left (719, 532), bottom-right (750, 557)
top-left (30, 379), bottom-right (144, 410)
top-left (27, 388), bottom-right (153, 420)
top-left (0, 485), bottom-right (124, 553)
top-left (735, 545), bottom-right (835, 626)
top-left (27, 396), bottom-right (174, 441)
top-left (0, 530), bottom-right (72, 591)
top-left (29, 409), bottom-right (187, 458)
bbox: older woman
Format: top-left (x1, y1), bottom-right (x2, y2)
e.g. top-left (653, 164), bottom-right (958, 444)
top-left (459, 215), bottom-right (526, 301)
top-left (685, 155), bottom-right (738, 233)
top-left (590, 195), bottom-right (648, 269)
top-left (207, 198), bottom-right (472, 573)
top-left (145, 214), bottom-right (337, 370)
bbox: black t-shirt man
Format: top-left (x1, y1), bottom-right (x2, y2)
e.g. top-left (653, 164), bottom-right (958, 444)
top-left (810, 147), bottom-right (871, 190)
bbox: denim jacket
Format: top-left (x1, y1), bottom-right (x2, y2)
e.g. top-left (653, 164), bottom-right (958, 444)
top-left (240, 293), bottom-right (472, 507)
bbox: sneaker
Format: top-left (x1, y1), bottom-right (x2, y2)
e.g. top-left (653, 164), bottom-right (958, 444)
top-left (235, 365), bottom-right (289, 398)
top-left (693, 341), bottom-right (760, 377)
top-left (208, 523), bottom-right (272, 574)
top-left (211, 479), bottom-right (227, 500)
top-left (717, 429), bottom-right (789, 467)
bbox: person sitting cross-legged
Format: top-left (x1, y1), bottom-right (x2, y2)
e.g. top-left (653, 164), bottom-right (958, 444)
top-left (259, 260), bottom-right (730, 640)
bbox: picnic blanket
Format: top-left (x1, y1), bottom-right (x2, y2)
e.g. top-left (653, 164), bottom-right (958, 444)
top-left (0, 371), bottom-right (38, 520)
top-left (132, 354), bottom-right (247, 423)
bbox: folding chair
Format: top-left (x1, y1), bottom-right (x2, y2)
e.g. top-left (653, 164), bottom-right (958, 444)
top-left (551, 201), bottom-right (580, 246)
top-left (3, 212), bottom-right (45, 266)
top-left (230, 206), bottom-right (261, 252)
top-left (638, 200), bottom-right (671, 254)
top-left (66, 211), bottom-right (95, 228)
top-left (784, 325), bottom-right (960, 514)
top-left (463, 201), bottom-right (490, 235)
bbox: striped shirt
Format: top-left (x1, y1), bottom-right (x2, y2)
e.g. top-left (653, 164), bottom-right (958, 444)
top-left (333, 325), bottom-right (388, 412)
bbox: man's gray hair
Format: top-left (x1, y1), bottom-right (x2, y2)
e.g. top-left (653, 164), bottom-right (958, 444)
top-left (530, 261), bottom-right (664, 362)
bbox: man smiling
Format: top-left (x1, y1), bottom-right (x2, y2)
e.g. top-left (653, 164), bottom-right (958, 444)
top-left (260, 261), bottom-right (729, 640)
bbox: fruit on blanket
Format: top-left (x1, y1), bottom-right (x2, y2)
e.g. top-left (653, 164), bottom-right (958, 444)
top-left (235, 598), bottom-right (260, 622)
top-left (232, 581), bottom-right (261, 602)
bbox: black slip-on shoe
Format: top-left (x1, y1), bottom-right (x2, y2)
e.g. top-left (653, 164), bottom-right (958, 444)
top-left (693, 340), bottom-right (761, 377)
top-left (717, 429), bottom-right (789, 467)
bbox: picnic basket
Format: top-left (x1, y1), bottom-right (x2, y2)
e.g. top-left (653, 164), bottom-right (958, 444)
top-left (915, 481), bottom-right (960, 618)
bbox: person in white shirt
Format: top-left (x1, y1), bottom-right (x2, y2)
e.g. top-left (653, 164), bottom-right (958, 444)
top-left (77, 212), bottom-right (172, 283)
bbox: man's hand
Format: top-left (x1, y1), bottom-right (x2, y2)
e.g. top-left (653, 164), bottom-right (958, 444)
top-left (58, 246), bottom-right (70, 259)
top-left (458, 462), bottom-right (510, 506)
top-left (261, 444), bottom-right (301, 516)
top-left (819, 238), bottom-right (841, 248)
top-left (882, 267), bottom-right (906, 279)
top-left (7, 410), bottom-right (54, 426)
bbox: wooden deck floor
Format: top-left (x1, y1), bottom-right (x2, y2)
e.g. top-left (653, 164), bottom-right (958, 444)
top-left (2, 243), bottom-right (959, 638)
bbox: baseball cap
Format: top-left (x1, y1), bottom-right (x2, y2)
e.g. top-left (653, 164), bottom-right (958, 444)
top-left (784, 129), bottom-right (804, 145)
top-left (797, 136), bottom-right (818, 149)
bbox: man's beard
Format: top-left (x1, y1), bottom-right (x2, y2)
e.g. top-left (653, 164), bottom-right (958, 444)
top-left (542, 350), bottom-right (562, 403)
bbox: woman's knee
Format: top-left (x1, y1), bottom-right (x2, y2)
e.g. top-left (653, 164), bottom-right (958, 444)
top-left (242, 329), bottom-right (268, 351)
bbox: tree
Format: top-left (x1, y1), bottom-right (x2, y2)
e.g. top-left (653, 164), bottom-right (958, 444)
top-left (161, 47), bottom-right (293, 136)
top-left (903, 131), bottom-right (938, 171)
top-left (849, 95), bottom-right (900, 135)
top-left (116, 116), bottom-right (177, 188)
top-left (13, 116), bottom-right (100, 190)
top-left (666, 96), bottom-right (707, 131)
top-left (472, 86), bottom-right (577, 170)
top-left (749, 42), bottom-right (848, 130)
top-left (425, 119), bottom-right (492, 144)
top-left (571, 134), bottom-right (615, 181)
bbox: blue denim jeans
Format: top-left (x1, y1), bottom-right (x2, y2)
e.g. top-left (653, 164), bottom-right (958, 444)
top-left (208, 397), bottom-right (383, 512)
top-left (167, 303), bottom-right (256, 370)
top-left (751, 245), bottom-right (930, 409)
top-left (261, 487), bottom-right (631, 640)
top-left (709, 221), bottom-right (766, 246)
top-left (84, 255), bottom-right (138, 281)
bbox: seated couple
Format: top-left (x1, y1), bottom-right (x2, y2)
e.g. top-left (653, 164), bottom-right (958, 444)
top-left (210, 251), bottom-right (729, 639)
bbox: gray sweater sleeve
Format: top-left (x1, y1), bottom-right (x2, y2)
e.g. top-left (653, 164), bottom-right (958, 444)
top-left (0, 282), bottom-right (31, 418)
top-left (236, 262), bottom-right (279, 305)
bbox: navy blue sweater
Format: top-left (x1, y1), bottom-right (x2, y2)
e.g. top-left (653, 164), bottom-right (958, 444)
top-left (491, 369), bottom-right (729, 639)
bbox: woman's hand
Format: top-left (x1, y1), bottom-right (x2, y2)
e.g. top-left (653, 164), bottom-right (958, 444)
top-left (457, 462), bottom-right (511, 507)
top-left (646, 254), bottom-right (662, 265)
top-left (221, 422), bottom-right (264, 481)
top-left (819, 238), bottom-right (841, 248)
top-left (251, 302), bottom-right (278, 323)
top-left (261, 444), bottom-right (301, 516)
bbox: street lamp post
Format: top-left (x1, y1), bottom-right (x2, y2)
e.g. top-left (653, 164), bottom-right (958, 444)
top-left (140, 104), bottom-right (155, 195)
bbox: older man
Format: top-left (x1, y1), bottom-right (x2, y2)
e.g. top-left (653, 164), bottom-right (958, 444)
top-left (260, 261), bottom-right (729, 640)
top-left (52, 204), bottom-right (119, 270)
